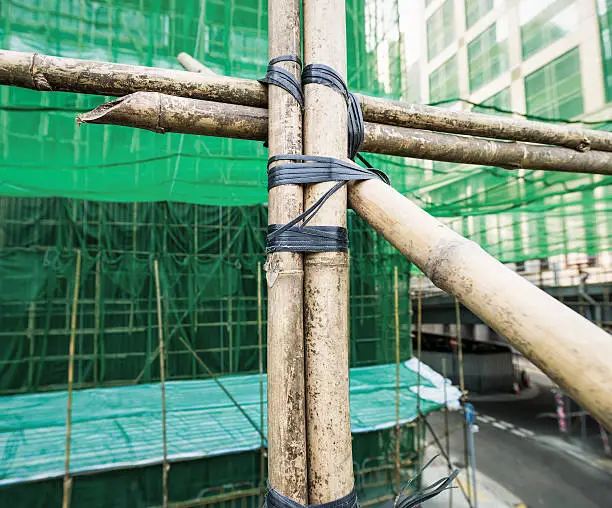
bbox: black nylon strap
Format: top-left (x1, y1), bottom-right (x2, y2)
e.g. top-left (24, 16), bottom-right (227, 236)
top-left (266, 155), bottom-right (388, 253)
top-left (267, 154), bottom-right (390, 189)
top-left (259, 55), bottom-right (304, 109)
top-left (267, 224), bottom-right (348, 253)
top-left (265, 485), bottom-right (359, 508)
top-left (264, 62), bottom-right (386, 254)
top-left (302, 64), bottom-right (364, 160)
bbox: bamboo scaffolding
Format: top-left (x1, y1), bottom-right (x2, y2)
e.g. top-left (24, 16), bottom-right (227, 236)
top-left (76, 93), bottom-right (612, 176)
top-left (394, 266), bottom-right (401, 495)
top-left (3, 49), bottom-right (612, 152)
top-left (154, 260), bottom-right (169, 508)
top-left (302, 0), bottom-right (353, 502)
top-left (62, 249), bottom-right (82, 508)
top-left (176, 52), bottom-right (217, 76)
top-left (266, 0), bottom-right (308, 502)
top-left (349, 178), bottom-right (612, 432)
top-left (257, 262), bottom-right (265, 506)
top-left (74, 92), bottom-right (612, 428)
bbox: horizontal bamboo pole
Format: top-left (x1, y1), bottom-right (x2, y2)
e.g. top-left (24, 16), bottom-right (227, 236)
top-left (364, 123), bottom-right (612, 175)
top-left (76, 92), bottom-right (267, 140)
top-left (358, 95), bottom-right (610, 152)
top-left (77, 92), bottom-right (612, 176)
top-left (348, 178), bottom-right (612, 432)
top-left (0, 50), bottom-right (264, 107)
top-left (2, 49), bottom-right (612, 152)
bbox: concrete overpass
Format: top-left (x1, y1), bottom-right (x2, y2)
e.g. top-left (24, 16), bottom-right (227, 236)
top-left (417, 282), bottom-right (612, 327)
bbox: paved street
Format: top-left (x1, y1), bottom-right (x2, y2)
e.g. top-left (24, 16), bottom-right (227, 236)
top-left (424, 382), bottom-right (612, 508)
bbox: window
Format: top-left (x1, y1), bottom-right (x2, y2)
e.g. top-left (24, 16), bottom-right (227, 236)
top-left (597, 0), bottom-right (612, 102)
top-left (429, 55), bottom-right (459, 103)
top-left (465, 0), bottom-right (494, 28)
top-left (524, 48), bottom-right (583, 120)
top-left (520, 0), bottom-right (577, 59)
top-left (427, 0), bottom-right (455, 61)
top-left (467, 21), bottom-right (509, 92)
top-left (472, 87), bottom-right (511, 116)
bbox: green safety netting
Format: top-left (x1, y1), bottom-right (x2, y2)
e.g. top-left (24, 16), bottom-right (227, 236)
top-left (0, 360), bottom-right (459, 485)
top-left (0, 0), bottom-right (609, 504)
top-left (0, 199), bottom-right (412, 394)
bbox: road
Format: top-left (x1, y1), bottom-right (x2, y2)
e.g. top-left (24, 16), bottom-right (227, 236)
top-left (425, 382), bottom-right (612, 508)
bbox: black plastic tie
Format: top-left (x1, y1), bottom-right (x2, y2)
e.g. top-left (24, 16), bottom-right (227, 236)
top-left (259, 55), bottom-right (304, 109)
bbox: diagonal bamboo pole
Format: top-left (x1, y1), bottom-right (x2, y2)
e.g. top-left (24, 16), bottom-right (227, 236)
top-left (302, 0), bottom-right (353, 502)
top-left (348, 178), bottom-right (612, 432)
top-left (3, 49), bottom-right (612, 152)
top-left (76, 93), bottom-right (612, 176)
top-left (266, 0), bottom-right (308, 502)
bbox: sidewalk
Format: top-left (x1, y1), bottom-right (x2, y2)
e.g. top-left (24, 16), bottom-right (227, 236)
top-left (420, 449), bottom-right (526, 508)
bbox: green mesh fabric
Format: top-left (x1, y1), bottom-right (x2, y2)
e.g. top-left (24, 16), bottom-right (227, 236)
top-left (0, 0), bottom-right (609, 504)
top-left (0, 199), bottom-right (412, 393)
top-left (0, 361), bottom-right (453, 486)
top-left (1, 0), bottom-right (609, 264)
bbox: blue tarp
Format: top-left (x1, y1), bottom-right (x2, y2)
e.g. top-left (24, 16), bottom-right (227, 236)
top-left (0, 359), bottom-right (460, 485)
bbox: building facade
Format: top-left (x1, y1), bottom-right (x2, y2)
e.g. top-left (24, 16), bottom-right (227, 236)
top-left (416, 0), bottom-right (612, 122)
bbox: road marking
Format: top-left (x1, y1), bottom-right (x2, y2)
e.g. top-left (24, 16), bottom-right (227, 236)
top-left (479, 413), bottom-right (538, 441)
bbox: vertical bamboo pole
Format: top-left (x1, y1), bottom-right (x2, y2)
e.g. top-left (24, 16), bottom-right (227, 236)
top-left (442, 358), bottom-right (452, 508)
top-left (257, 262), bottom-right (265, 505)
top-left (266, 0), bottom-right (307, 502)
top-left (26, 301), bottom-right (35, 391)
top-left (394, 266), bottom-right (401, 494)
top-left (154, 260), bottom-right (169, 508)
top-left (303, 0), bottom-right (352, 501)
top-left (455, 297), bottom-right (471, 503)
top-left (416, 277), bottom-right (423, 473)
top-left (62, 249), bottom-right (82, 508)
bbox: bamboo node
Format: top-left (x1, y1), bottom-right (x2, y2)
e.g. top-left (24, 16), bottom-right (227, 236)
top-left (264, 253), bottom-right (303, 287)
top-left (575, 138), bottom-right (591, 152)
top-left (30, 54), bottom-right (52, 91)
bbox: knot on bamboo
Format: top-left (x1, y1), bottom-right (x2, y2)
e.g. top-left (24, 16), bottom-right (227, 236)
top-left (30, 54), bottom-right (52, 91)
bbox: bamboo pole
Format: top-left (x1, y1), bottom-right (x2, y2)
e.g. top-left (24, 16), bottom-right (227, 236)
top-left (0, 50), bottom-right (264, 107)
top-left (441, 358), bottom-right (453, 508)
top-left (348, 178), bottom-right (612, 432)
top-left (76, 93), bottom-right (267, 140)
top-left (394, 266), bottom-right (401, 495)
top-left (76, 93), bottom-right (612, 176)
top-left (302, 0), bottom-right (353, 502)
top-left (153, 260), bottom-right (169, 508)
top-left (3, 49), bottom-right (612, 152)
top-left (62, 249), bottom-right (82, 508)
top-left (364, 123), bottom-right (612, 176)
top-left (454, 297), bottom-right (471, 503)
top-left (265, 0), bottom-right (308, 502)
top-left (176, 52), bottom-right (217, 76)
top-left (257, 262), bottom-right (265, 506)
